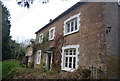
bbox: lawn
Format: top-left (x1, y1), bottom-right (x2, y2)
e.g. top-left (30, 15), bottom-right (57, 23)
top-left (2, 59), bottom-right (22, 79)
top-left (0, 61), bottom-right (2, 80)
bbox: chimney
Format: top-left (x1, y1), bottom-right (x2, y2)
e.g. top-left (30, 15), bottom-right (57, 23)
top-left (30, 39), bottom-right (35, 44)
top-left (49, 19), bottom-right (52, 22)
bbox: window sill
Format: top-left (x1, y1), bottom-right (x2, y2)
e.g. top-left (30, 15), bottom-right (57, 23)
top-left (39, 42), bottom-right (43, 44)
top-left (64, 29), bottom-right (79, 36)
top-left (49, 38), bottom-right (54, 41)
top-left (62, 68), bottom-right (75, 72)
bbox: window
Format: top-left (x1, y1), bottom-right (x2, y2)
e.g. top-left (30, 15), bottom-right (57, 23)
top-left (39, 33), bottom-right (43, 43)
top-left (49, 27), bottom-right (55, 40)
top-left (64, 13), bottom-right (80, 36)
top-left (27, 51), bottom-right (32, 56)
top-left (61, 45), bottom-right (79, 72)
top-left (36, 50), bottom-right (41, 64)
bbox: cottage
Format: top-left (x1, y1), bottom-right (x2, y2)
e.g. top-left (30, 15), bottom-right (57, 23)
top-left (25, 45), bottom-right (34, 67)
top-left (26, 2), bottom-right (118, 79)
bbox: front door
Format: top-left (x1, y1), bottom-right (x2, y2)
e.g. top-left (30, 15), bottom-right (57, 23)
top-left (46, 53), bottom-right (52, 70)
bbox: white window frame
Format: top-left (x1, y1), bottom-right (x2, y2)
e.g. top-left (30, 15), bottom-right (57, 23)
top-left (39, 33), bottom-right (44, 43)
top-left (36, 50), bottom-right (42, 64)
top-left (61, 45), bottom-right (79, 72)
top-left (46, 53), bottom-right (53, 70)
top-left (63, 13), bottom-right (80, 36)
top-left (49, 27), bottom-right (55, 41)
top-left (27, 51), bottom-right (32, 56)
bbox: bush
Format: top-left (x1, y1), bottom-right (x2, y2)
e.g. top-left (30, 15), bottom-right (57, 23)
top-left (2, 59), bottom-right (21, 79)
top-left (0, 61), bottom-right (2, 80)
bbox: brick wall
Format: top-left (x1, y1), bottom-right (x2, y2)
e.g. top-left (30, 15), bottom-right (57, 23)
top-left (34, 2), bottom-right (118, 78)
top-left (35, 2), bottom-right (106, 69)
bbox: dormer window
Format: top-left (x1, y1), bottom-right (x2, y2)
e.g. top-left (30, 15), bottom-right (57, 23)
top-left (49, 27), bottom-right (55, 41)
top-left (39, 33), bottom-right (43, 43)
top-left (64, 13), bottom-right (80, 36)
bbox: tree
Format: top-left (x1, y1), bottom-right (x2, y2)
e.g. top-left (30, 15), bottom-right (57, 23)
top-left (9, 40), bottom-right (26, 60)
top-left (2, 1), bottom-right (11, 60)
top-left (16, 0), bottom-right (67, 8)
top-left (1, 2), bottom-right (26, 60)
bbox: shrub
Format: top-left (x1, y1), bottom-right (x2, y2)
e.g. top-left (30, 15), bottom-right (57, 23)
top-left (0, 61), bottom-right (2, 80)
top-left (2, 59), bottom-right (21, 79)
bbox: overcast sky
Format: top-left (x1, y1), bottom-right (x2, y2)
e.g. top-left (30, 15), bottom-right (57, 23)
top-left (3, 0), bottom-right (81, 43)
top-left (3, 0), bottom-right (117, 43)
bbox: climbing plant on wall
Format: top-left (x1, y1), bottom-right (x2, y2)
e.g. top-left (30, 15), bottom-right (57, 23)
top-left (33, 34), bottom-right (50, 52)
top-left (52, 33), bottom-right (64, 72)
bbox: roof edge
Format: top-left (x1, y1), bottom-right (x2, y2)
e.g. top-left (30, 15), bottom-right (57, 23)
top-left (35, 2), bottom-right (86, 34)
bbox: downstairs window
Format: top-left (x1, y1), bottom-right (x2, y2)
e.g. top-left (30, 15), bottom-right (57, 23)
top-left (61, 45), bottom-right (79, 72)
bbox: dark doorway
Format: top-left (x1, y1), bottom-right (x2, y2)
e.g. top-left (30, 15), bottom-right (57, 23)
top-left (46, 53), bottom-right (52, 70)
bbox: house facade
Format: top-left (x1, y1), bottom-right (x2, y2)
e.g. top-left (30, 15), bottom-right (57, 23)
top-left (26, 2), bottom-right (118, 79)
top-left (25, 45), bottom-right (34, 67)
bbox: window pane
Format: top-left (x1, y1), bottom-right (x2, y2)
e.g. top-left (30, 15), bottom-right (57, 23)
top-left (38, 57), bottom-right (40, 63)
top-left (73, 49), bottom-right (76, 55)
top-left (69, 57), bottom-right (72, 68)
top-left (69, 57), bottom-right (72, 62)
top-left (70, 50), bottom-right (72, 55)
top-left (67, 23), bottom-right (70, 33)
top-left (50, 29), bottom-right (53, 38)
top-left (38, 52), bottom-right (40, 56)
top-left (75, 18), bottom-right (77, 30)
top-left (71, 21), bottom-right (74, 31)
top-left (73, 57), bottom-right (76, 69)
top-left (65, 57), bottom-right (68, 67)
top-left (65, 50), bottom-right (68, 55)
top-left (39, 35), bottom-right (43, 43)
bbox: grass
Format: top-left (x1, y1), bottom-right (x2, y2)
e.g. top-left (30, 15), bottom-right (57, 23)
top-left (1, 60), bottom-right (92, 79)
top-left (2, 59), bottom-right (22, 79)
top-left (0, 61), bottom-right (2, 80)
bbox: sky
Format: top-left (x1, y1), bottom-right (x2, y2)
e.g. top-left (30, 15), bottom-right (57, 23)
top-left (3, 0), bottom-right (81, 43)
top-left (2, 0), bottom-right (117, 43)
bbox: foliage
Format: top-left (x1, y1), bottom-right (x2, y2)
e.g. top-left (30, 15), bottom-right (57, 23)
top-left (12, 66), bottom-right (92, 79)
top-left (16, 65), bottom-right (47, 77)
top-left (46, 70), bottom-right (57, 75)
top-left (9, 40), bottom-right (26, 60)
top-left (2, 1), bottom-right (11, 60)
top-left (2, 60), bottom-right (22, 79)
top-left (52, 33), bottom-right (64, 72)
top-left (1, 2), bottom-right (26, 61)
top-left (34, 34), bottom-right (50, 51)
top-left (16, 0), bottom-right (67, 8)
top-left (0, 61), bottom-right (2, 79)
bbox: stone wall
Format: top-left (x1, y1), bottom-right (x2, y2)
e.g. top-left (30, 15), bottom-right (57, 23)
top-left (34, 2), bottom-right (119, 78)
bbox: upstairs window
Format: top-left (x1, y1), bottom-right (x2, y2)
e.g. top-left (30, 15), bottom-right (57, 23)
top-left (39, 33), bottom-right (43, 43)
top-left (64, 13), bottom-right (80, 36)
top-left (49, 27), bottom-right (55, 41)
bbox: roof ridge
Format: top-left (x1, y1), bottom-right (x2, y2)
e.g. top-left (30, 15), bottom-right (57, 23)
top-left (35, 2), bottom-right (86, 34)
